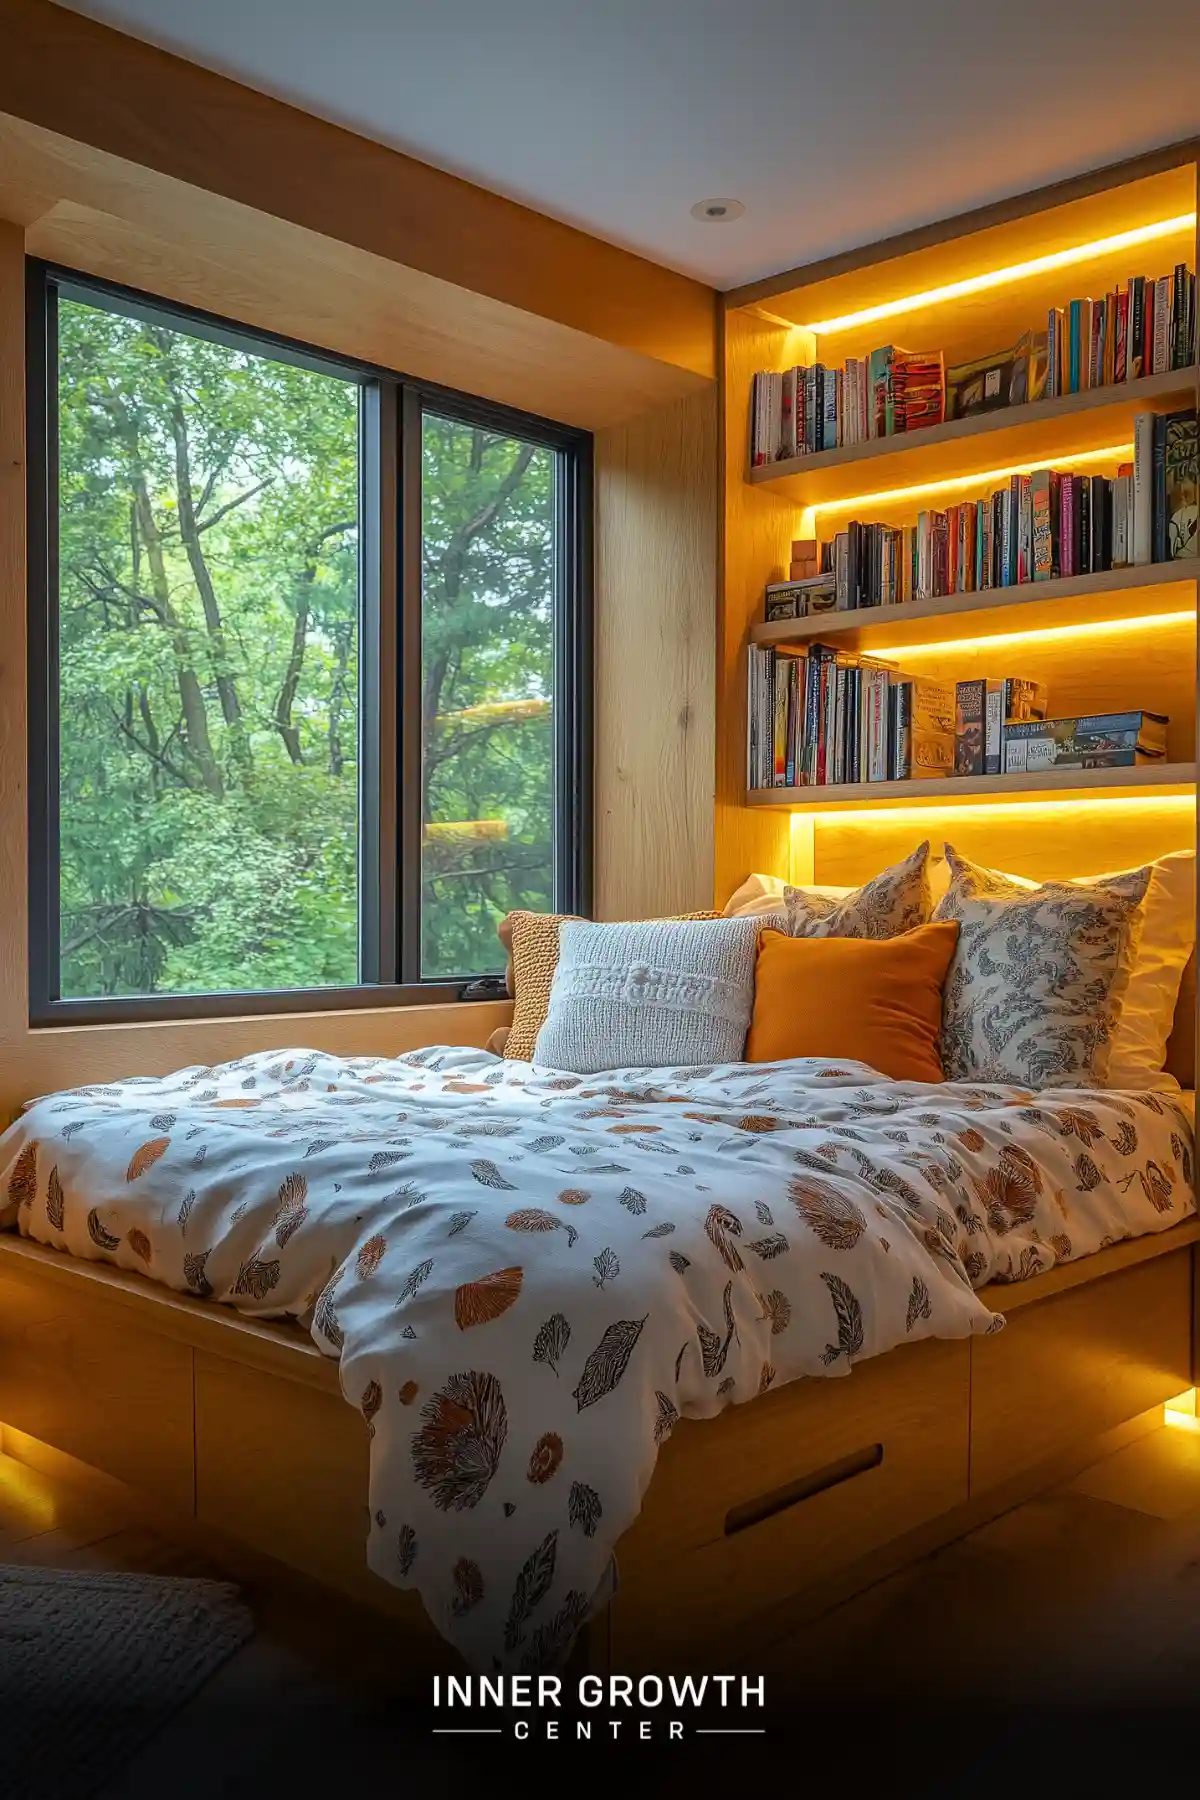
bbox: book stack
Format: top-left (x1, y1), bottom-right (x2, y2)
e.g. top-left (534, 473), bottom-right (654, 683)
top-left (1045, 266), bottom-right (1196, 398)
top-left (1004, 711), bottom-right (1168, 773)
top-left (805, 408), bottom-right (1197, 609)
top-left (954, 678), bottom-right (1048, 776)
top-left (746, 644), bottom-right (956, 787)
top-left (750, 345), bottom-right (945, 463)
top-left (764, 574), bottom-right (837, 622)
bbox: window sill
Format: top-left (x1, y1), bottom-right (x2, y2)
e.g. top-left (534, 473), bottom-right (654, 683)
top-left (29, 984), bottom-right (508, 1030)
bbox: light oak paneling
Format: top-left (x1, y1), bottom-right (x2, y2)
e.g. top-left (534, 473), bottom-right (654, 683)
top-left (812, 801), bottom-right (1196, 890)
top-left (0, 0), bottom-right (714, 384)
top-left (594, 389), bottom-right (717, 917)
top-left (609, 1336), bottom-right (970, 1670)
top-left (0, 217), bottom-right (29, 1107)
top-left (970, 1249), bottom-right (1194, 1496)
top-left (0, 1260), bottom-right (194, 1509)
top-left (716, 309), bottom-right (796, 901)
top-left (0, 118), bottom-right (709, 435)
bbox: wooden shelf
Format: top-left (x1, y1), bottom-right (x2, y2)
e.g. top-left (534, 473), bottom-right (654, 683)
top-left (746, 761), bottom-right (1198, 813)
top-left (748, 367), bottom-right (1199, 507)
top-left (751, 559), bottom-right (1200, 652)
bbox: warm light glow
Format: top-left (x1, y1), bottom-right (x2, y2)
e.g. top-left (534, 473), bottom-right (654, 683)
top-left (786, 795), bottom-right (1195, 826)
top-left (808, 444), bottom-right (1133, 520)
top-left (871, 610), bottom-right (1196, 661)
top-left (0, 1449), bottom-right (57, 1530)
top-left (1164, 1388), bottom-right (1199, 1432)
top-left (796, 215), bottom-right (1197, 335)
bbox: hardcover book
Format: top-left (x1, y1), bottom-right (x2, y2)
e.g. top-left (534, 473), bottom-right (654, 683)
top-left (954, 679), bottom-right (986, 776)
top-left (1165, 409), bottom-right (1198, 562)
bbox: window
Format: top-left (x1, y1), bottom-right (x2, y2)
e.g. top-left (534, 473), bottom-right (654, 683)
top-left (28, 268), bottom-right (591, 1021)
top-left (420, 414), bottom-right (558, 980)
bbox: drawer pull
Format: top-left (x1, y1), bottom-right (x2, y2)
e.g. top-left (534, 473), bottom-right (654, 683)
top-left (724, 1442), bottom-right (884, 1536)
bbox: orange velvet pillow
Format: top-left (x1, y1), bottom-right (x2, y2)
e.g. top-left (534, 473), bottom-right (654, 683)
top-left (745, 921), bottom-right (960, 1083)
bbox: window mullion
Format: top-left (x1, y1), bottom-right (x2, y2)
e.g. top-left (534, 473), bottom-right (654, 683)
top-left (397, 384), bottom-right (425, 986)
top-left (360, 378), bottom-right (399, 984)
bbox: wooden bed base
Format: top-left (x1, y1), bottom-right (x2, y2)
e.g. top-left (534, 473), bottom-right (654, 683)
top-left (1, 1223), bottom-right (1196, 1676)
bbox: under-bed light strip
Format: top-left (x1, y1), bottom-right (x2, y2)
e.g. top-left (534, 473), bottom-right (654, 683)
top-left (795, 214), bottom-right (1196, 335)
top-left (1164, 1388), bottom-right (1199, 1432)
top-left (806, 443), bottom-right (1133, 522)
top-left (870, 608), bottom-right (1195, 660)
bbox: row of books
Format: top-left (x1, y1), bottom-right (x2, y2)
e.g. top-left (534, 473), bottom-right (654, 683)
top-left (747, 642), bottom-right (1169, 789)
top-left (951, 682), bottom-right (1167, 775)
top-left (750, 347), bottom-right (945, 463)
top-left (749, 263), bottom-right (1196, 464)
top-left (1044, 266), bottom-right (1196, 398)
top-left (762, 410), bottom-right (1197, 616)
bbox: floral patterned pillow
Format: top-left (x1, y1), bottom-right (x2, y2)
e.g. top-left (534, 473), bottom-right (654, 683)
top-left (933, 846), bottom-right (1152, 1088)
top-left (783, 841), bottom-right (932, 939)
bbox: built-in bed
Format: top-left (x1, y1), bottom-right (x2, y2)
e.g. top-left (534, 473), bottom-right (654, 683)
top-left (0, 1036), bottom-right (1196, 1678)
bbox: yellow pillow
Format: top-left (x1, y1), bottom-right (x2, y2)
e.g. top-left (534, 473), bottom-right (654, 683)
top-left (499, 908), bottom-right (719, 1061)
top-left (745, 922), bottom-right (960, 1083)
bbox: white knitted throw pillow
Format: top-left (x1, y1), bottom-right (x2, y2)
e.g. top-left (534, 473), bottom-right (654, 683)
top-left (533, 917), bottom-right (761, 1074)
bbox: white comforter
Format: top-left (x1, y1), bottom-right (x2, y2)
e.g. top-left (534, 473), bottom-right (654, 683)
top-left (1, 1048), bottom-right (1193, 1670)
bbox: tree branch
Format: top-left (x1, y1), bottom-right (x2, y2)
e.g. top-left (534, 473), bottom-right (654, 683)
top-left (106, 701), bottom-right (201, 791)
top-left (195, 476), bottom-right (275, 534)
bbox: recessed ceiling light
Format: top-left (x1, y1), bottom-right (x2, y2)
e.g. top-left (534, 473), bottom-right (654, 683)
top-left (691, 198), bottom-right (745, 223)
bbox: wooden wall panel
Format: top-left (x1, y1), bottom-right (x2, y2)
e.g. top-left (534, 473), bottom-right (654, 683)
top-left (594, 389), bottom-right (718, 918)
top-left (716, 311), bottom-right (796, 902)
top-left (0, 117), bottom-right (709, 435)
top-left (813, 800), bottom-right (1196, 890)
top-left (0, 0), bottom-right (713, 384)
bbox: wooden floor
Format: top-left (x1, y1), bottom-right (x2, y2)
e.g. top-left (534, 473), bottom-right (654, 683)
top-left (3, 1421), bottom-right (1200, 1790)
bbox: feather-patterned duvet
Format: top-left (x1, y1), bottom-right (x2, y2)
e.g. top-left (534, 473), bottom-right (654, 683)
top-left (0, 1047), bottom-right (1193, 1670)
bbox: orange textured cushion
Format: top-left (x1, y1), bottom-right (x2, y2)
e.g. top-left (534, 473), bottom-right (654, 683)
top-left (745, 921), bottom-right (960, 1083)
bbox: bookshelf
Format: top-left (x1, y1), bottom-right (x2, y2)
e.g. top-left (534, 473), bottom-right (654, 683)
top-left (718, 143), bottom-right (1200, 905)
top-left (748, 367), bottom-right (1198, 507)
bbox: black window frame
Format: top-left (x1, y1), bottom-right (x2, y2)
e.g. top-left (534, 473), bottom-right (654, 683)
top-left (26, 261), bottom-right (592, 1026)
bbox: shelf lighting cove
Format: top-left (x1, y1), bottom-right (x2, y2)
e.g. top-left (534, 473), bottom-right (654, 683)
top-left (805, 444), bottom-right (1134, 525)
top-left (870, 609), bottom-right (1195, 661)
top-left (796, 214), bottom-right (1196, 336)
top-left (786, 795), bottom-right (1195, 826)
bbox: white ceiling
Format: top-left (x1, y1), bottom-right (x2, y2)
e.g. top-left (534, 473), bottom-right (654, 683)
top-left (57, 1), bottom-right (1200, 289)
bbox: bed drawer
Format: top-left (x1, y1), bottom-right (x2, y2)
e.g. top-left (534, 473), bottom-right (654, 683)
top-left (0, 1264), bottom-right (194, 1509)
top-left (970, 1248), bottom-right (1194, 1497)
top-left (608, 1335), bottom-right (970, 1672)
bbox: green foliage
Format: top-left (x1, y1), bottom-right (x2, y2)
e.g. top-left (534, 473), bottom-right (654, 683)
top-left (56, 298), bottom-right (554, 997)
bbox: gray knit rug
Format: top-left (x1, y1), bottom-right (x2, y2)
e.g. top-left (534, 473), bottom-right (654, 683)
top-left (0, 1563), bottom-right (254, 1799)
